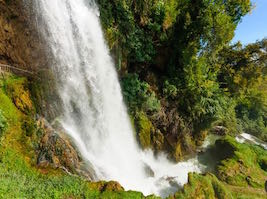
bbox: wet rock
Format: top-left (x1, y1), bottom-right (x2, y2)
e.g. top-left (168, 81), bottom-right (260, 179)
top-left (104, 181), bottom-right (124, 192)
top-left (90, 181), bottom-right (124, 192)
top-left (212, 126), bottom-right (228, 136)
top-left (0, 0), bottom-right (48, 71)
top-left (35, 118), bottom-right (94, 179)
top-left (0, 0), bottom-right (60, 120)
top-left (143, 163), bottom-right (155, 177)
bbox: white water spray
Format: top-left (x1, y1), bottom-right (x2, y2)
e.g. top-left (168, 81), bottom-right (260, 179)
top-left (34, 0), bottom-right (204, 197)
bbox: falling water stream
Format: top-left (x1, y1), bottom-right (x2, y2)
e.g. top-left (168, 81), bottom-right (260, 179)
top-left (33, 0), bottom-right (205, 197)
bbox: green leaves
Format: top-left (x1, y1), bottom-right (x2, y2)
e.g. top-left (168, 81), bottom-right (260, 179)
top-left (174, 56), bottom-right (224, 133)
top-left (98, 0), bottom-right (265, 142)
top-left (121, 73), bottom-right (160, 113)
top-left (163, 80), bottom-right (177, 99)
top-left (217, 39), bottom-right (267, 140)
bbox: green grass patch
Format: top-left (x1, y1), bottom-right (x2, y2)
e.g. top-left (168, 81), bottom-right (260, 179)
top-left (0, 76), bottom-right (158, 199)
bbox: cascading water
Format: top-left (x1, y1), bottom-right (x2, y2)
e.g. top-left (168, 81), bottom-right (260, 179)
top-left (33, 0), bottom-right (204, 197)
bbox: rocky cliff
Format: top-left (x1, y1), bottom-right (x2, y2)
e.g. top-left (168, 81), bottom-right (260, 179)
top-left (0, 0), bottom-right (45, 70)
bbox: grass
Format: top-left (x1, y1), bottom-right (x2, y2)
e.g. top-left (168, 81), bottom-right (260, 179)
top-left (0, 75), bottom-right (159, 199)
top-left (1, 75), bottom-right (266, 199)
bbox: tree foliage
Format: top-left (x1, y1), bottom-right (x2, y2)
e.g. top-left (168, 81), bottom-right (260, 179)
top-left (121, 73), bottom-right (160, 113)
top-left (98, 0), bottom-right (266, 149)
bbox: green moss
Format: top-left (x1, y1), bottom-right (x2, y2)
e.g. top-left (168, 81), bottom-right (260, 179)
top-left (3, 76), bottom-right (34, 115)
top-left (0, 86), bottom-right (20, 123)
top-left (173, 171), bottom-right (266, 199)
top-left (175, 136), bottom-right (267, 198)
top-left (0, 110), bottom-right (7, 137)
top-left (258, 156), bottom-right (267, 171)
top-left (0, 148), bottom-right (155, 199)
top-left (226, 185), bottom-right (267, 199)
top-left (173, 173), bottom-right (232, 199)
top-left (21, 117), bottom-right (36, 137)
top-left (0, 76), bottom-right (159, 198)
top-left (214, 136), bottom-right (267, 188)
top-left (136, 111), bottom-right (153, 149)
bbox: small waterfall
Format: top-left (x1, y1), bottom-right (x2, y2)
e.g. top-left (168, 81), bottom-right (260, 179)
top-left (33, 0), bottom-right (204, 197)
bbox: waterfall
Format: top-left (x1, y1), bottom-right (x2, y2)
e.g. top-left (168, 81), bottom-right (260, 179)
top-left (33, 0), bottom-right (204, 197)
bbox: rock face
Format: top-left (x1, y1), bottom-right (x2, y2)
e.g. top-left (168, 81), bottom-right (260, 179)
top-left (0, 0), bottom-right (60, 120)
top-left (36, 119), bottom-right (81, 172)
top-left (35, 118), bottom-right (94, 179)
top-left (0, 0), bottom-right (47, 71)
top-left (210, 136), bottom-right (267, 189)
top-left (148, 102), bottom-right (197, 161)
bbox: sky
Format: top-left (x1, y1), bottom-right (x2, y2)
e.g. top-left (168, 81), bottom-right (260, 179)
top-left (232, 0), bottom-right (267, 44)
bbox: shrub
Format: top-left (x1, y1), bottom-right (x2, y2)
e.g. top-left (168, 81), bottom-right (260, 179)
top-left (121, 73), bottom-right (160, 113)
top-left (235, 90), bottom-right (267, 141)
top-left (163, 80), bottom-right (177, 99)
top-left (176, 57), bottom-right (224, 133)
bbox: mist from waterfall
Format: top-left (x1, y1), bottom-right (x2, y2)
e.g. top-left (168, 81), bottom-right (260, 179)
top-left (33, 0), bottom-right (204, 197)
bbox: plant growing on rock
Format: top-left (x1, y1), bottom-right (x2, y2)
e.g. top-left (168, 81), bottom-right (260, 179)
top-left (0, 110), bottom-right (7, 137)
top-left (121, 73), bottom-right (160, 113)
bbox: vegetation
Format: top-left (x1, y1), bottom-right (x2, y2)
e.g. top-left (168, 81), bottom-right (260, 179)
top-left (0, 75), bottom-right (160, 199)
top-left (218, 40), bottom-right (267, 140)
top-left (0, 110), bottom-right (7, 137)
top-left (172, 173), bottom-right (233, 199)
top-left (98, 0), bottom-right (266, 157)
top-left (171, 136), bottom-right (267, 199)
top-left (121, 73), bottom-right (160, 113)
top-left (1, 76), bottom-right (265, 199)
top-left (0, 0), bottom-right (266, 198)
top-left (214, 136), bottom-right (267, 188)
top-left (97, 3), bottom-right (267, 197)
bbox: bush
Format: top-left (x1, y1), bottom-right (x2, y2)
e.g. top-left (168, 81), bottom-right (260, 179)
top-left (121, 73), bottom-right (160, 113)
top-left (235, 90), bottom-right (267, 141)
top-left (163, 80), bottom-right (177, 99)
top-left (176, 57), bottom-right (224, 133)
top-left (215, 96), bottom-right (239, 135)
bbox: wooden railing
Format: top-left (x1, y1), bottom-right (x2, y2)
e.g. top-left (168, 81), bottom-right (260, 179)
top-left (0, 63), bottom-right (35, 77)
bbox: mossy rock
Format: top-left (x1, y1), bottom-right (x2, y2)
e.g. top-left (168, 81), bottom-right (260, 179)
top-left (152, 129), bottom-right (164, 150)
top-left (173, 173), bottom-right (232, 199)
top-left (195, 130), bottom-right (208, 146)
top-left (172, 133), bottom-right (195, 161)
top-left (3, 76), bottom-right (34, 115)
top-left (214, 136), bottom-right (267, 188)
top-left (135, 111), bottom-right (153, 149)
top-left (258, 156), bottom-right (267, 171)
top-left (89, 181), bottom-right (124, 192)
top-left (21, 117), bottom-right (36, 137)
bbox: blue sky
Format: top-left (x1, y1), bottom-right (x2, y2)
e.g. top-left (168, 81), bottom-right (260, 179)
top-left (232, 0), bottom-right (267, 44)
